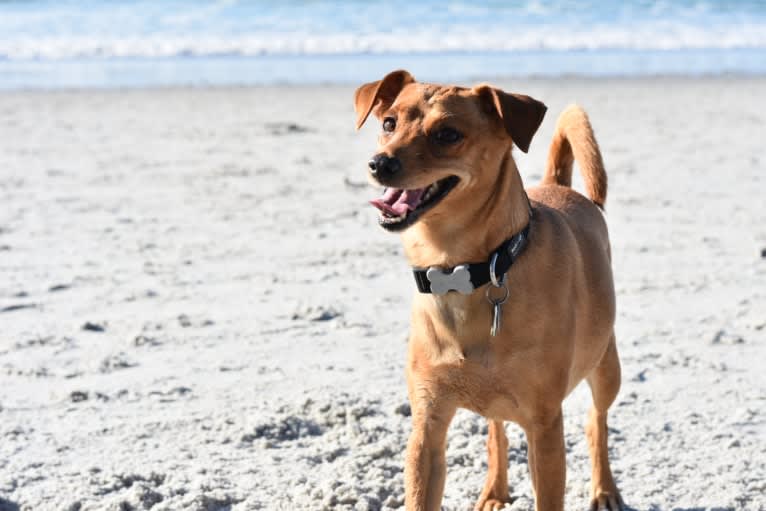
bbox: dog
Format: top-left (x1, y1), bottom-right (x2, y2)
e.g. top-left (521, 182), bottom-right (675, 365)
top-left (353, 70), bottom-right (623, 511)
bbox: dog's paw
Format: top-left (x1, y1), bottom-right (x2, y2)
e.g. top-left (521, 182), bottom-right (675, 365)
top-left (589, 491), bottom-right (624, 511)
top-left (474, 497), bottom-right (511, 511)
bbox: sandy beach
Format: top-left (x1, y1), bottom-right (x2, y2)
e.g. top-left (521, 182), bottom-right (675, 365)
top-left (1, 77), bottom-right (765, 510)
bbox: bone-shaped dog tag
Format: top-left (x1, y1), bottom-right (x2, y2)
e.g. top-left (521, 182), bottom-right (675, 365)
top-left (426, 265), bottom-right (473, 295)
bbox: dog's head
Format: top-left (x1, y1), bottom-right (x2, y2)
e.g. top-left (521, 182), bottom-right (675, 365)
top-left (354, 70), bottom-right (546, 232)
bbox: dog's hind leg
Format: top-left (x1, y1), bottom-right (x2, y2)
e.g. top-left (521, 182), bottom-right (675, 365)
top-left (474, 420), bottom-right (511, 511)
top-left (585, 335), bottom-right (624, 511)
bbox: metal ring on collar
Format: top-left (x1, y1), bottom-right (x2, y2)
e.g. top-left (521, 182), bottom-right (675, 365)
top-left (485, 280), bottom-right (509, 305)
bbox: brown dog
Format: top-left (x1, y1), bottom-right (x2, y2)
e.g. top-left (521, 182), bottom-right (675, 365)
top-left (354, 70), bottom-right (623, 511)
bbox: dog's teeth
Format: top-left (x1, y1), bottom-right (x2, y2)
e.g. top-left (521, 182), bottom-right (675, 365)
top-left (381, 212), bottom-right (407, 223)
top-left (423, 182), bottom-right (439, 201)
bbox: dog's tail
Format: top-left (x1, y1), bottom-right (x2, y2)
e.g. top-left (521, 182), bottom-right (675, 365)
top-left (542, 105), bottom-right (607, 208)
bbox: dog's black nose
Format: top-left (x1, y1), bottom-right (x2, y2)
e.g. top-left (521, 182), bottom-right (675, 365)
top-left (368, 154), bottom-right (401, 178)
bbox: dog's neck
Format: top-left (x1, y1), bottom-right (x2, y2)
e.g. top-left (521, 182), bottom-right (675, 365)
top-left (401, 149), bottom-right (530, 269)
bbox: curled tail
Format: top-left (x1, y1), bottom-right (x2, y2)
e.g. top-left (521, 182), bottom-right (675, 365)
top-left (542, 105), bottom-right (607, 208)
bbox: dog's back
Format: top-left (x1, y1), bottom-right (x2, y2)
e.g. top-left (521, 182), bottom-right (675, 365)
top-left (525, 105), bottom-right (615, 389)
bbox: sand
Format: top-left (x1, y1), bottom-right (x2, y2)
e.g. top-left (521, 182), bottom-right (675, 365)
top-left (0, 77), bottom-right (764, 511)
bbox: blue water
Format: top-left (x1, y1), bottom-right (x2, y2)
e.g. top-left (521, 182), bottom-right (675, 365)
top-left (1, 1), bottom-right (766, 89)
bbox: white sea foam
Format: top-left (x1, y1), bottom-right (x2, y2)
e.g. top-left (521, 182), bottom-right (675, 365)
top-left (2, 24), bottom-right (766, 61)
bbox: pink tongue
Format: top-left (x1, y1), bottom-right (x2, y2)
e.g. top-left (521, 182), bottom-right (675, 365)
top-left (370, 187), bottom-right (426, 216)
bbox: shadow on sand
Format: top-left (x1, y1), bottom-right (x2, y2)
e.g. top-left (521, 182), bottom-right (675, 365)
top-left (0, 498), bottom-right (20, 511)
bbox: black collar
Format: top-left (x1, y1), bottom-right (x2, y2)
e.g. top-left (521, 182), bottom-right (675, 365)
top-left (412, 222), bottom-right (531, 294)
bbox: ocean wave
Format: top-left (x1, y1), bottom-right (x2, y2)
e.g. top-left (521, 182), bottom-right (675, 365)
top-left (3, 25), bottom-right (766, 61)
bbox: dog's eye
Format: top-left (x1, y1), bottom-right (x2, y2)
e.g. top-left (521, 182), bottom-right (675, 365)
top-left (382, 117), bottom-right (396, 133)
top-left (433, 127), bottom-right (463, 145)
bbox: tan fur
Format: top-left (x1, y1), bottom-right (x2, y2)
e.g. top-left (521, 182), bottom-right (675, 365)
top-left (543, 105), bottom-right (608, 208)
top-left (354, 71), bottom-right (624, 511)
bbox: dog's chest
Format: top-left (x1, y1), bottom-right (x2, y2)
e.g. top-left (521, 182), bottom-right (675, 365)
top-left (416, 297), bottom-right (534, 421)
top-left (430, 298), bottom-right (471, 332)
top-left (427, 344), bottom-right (528, 423)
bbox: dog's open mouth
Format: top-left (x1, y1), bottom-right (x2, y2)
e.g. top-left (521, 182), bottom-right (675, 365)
top-left (369, 176), bottom-right (459, 231)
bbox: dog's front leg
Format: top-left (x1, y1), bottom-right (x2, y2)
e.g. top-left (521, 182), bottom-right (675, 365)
top-left (524, 409), bottom-right (566, 511)
top-left (404, 386), bottom-right (456, 511)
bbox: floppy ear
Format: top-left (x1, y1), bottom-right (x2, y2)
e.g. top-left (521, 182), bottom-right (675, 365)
top-left (353, 70), bottom-right (415, 130)
top-left (475, 85), bottom-right (547, 153)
